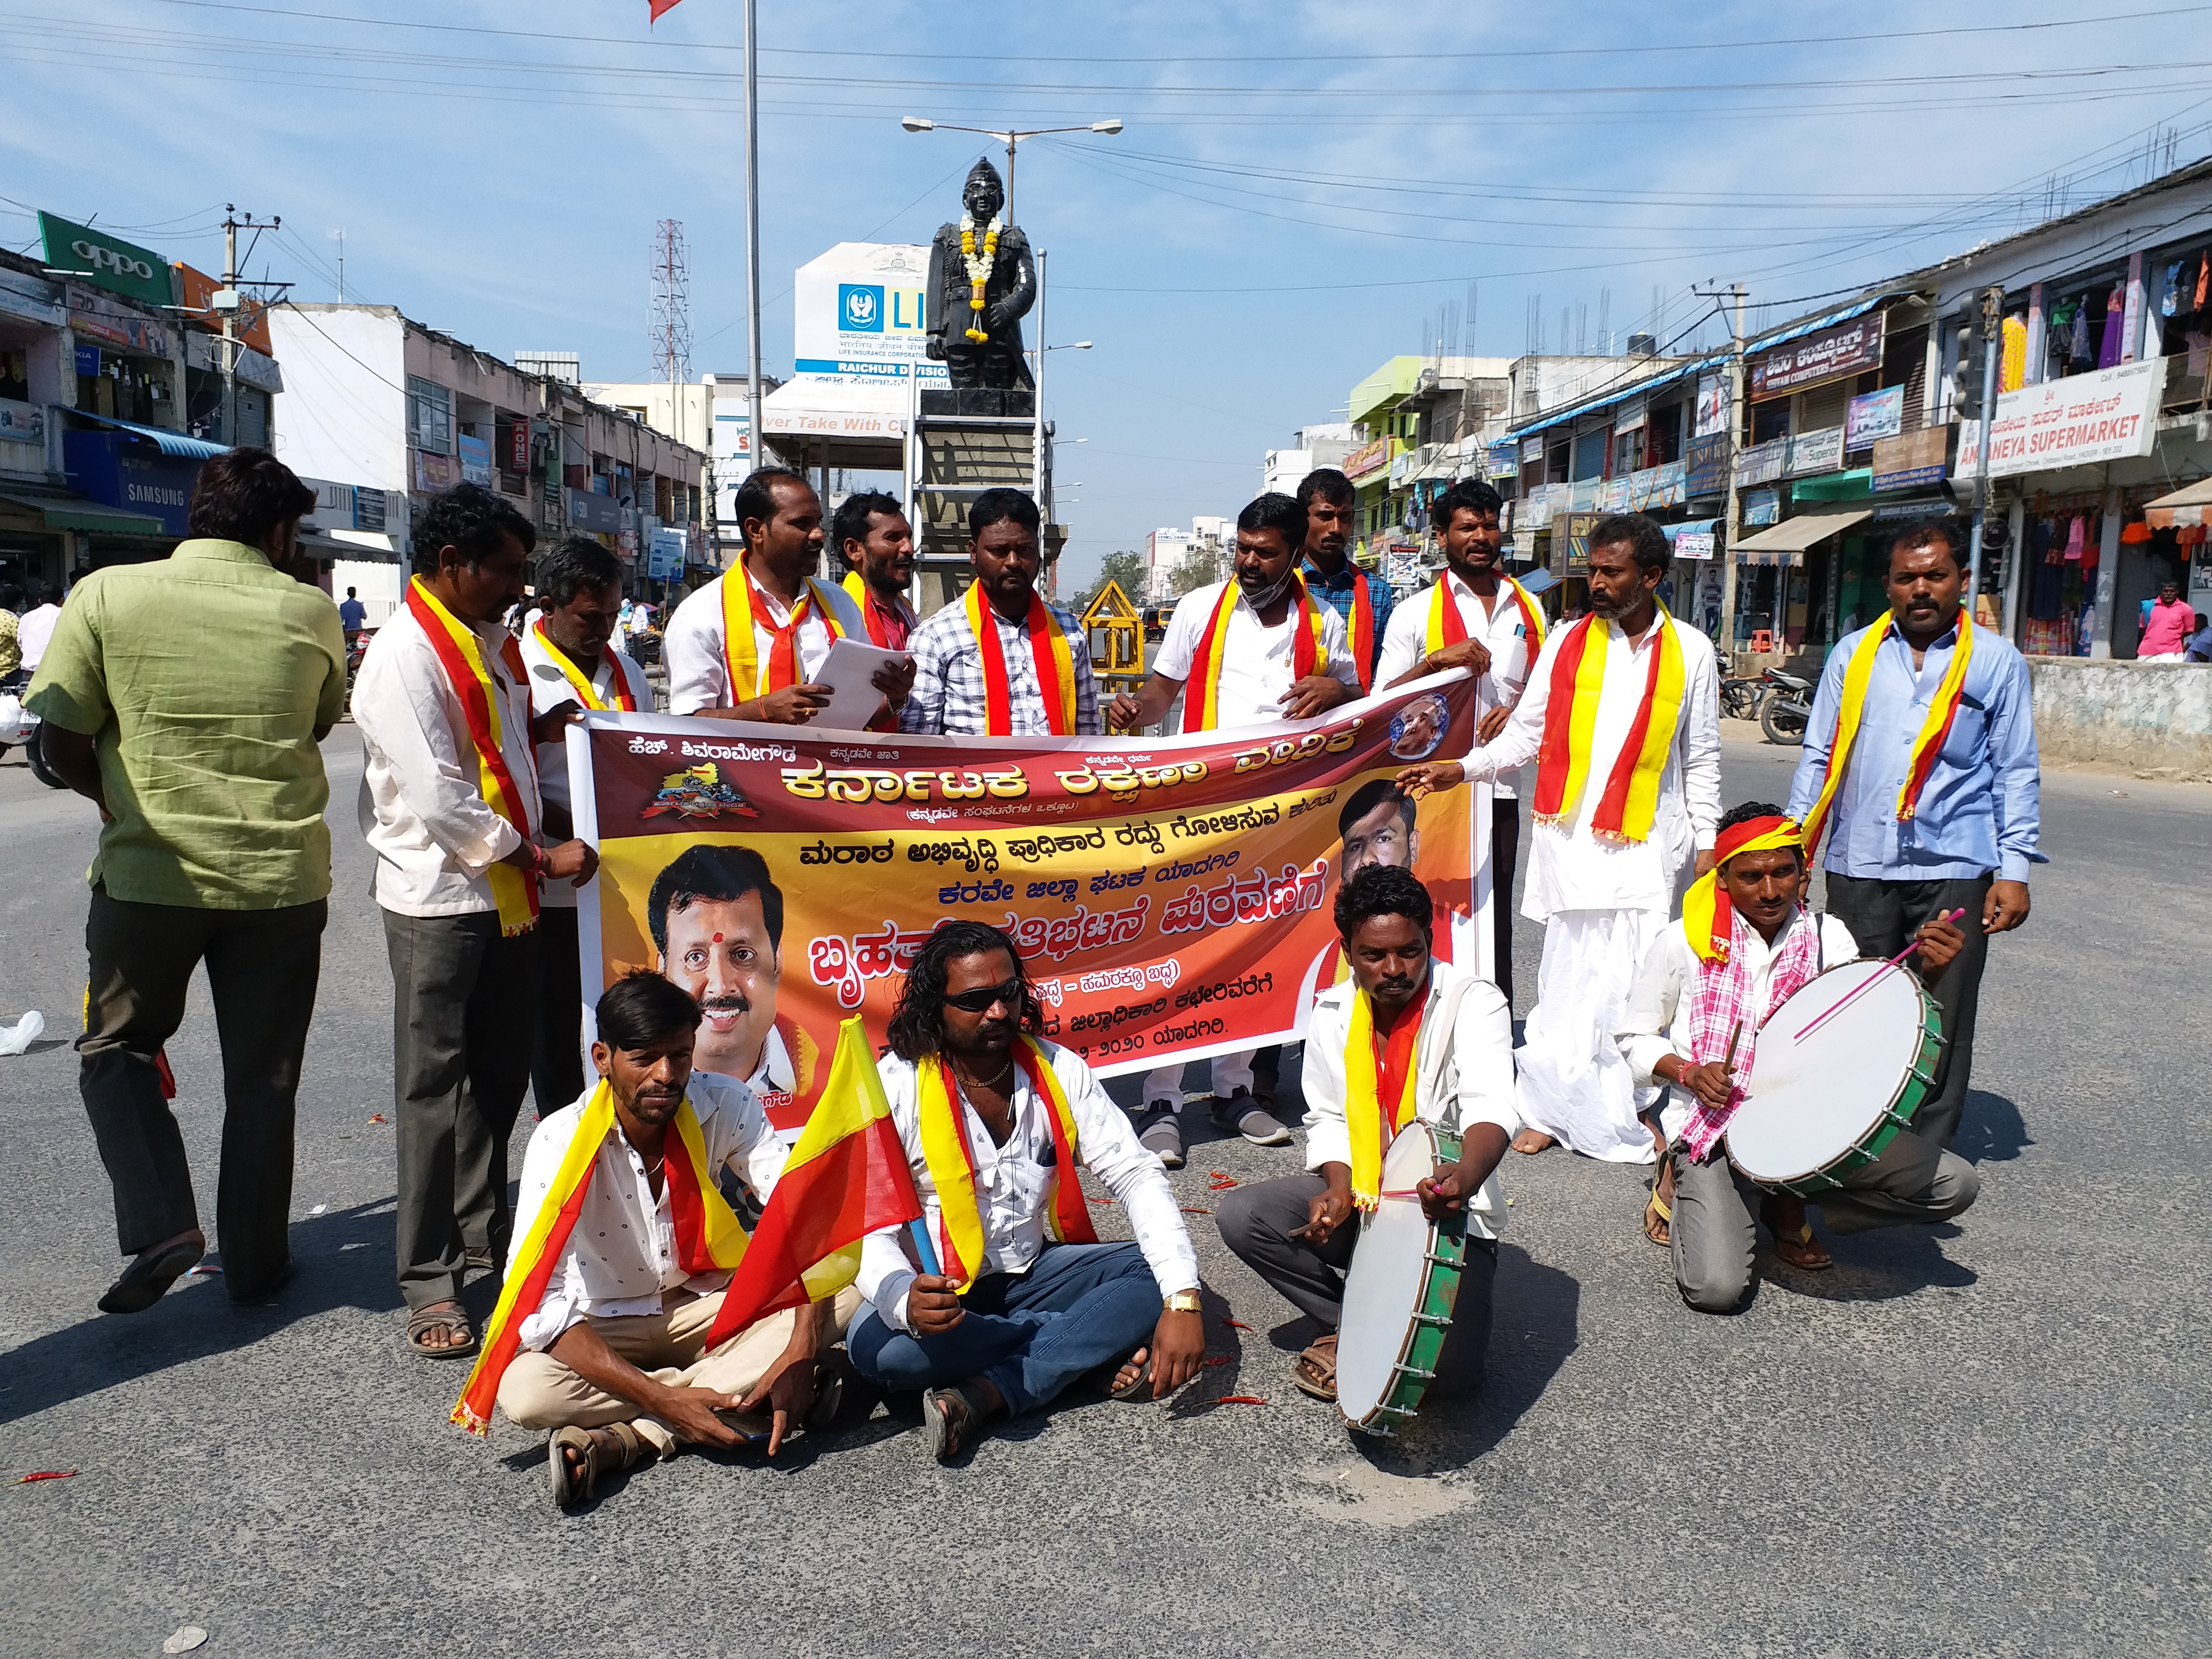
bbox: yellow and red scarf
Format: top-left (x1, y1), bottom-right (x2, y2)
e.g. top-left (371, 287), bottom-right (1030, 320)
top-left (406, 578), bottom-right (539, 936)
top-left (1182, 576), bottom-right (1329, 733)
top-left (452, 1082), bottom-right (750, 1434)
top-left (1310, 562), bottom-right (1382, 692)
top-left (915, 1037), bottom-right (1097, 1291)
top-left (1799, 610), bottom-right (1973, 857)
top-left (720, 561), bottom-right (845, 700)
top-left (530, 617), bottom-right (636, 712)
top-left (1679, 814), bottom-right (1805, 964)
top-left (842, 571), bottom-right (910, 649)
top-left (1530, 608), bottom-right (1686, 845)
top-left (963, 580), bottom-right (1076, 735)
top-left (1344, 986), bottom-right (1424, 1210)
top-left (1424, 573), bottom-right (1545, 663)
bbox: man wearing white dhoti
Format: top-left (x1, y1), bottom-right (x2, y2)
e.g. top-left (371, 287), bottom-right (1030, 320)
top-left (1398, 514), bottom-right (1720, 1164)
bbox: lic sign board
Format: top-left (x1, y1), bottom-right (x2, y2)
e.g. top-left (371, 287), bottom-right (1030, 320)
top-left (795, 242), bottom-right (943, 384)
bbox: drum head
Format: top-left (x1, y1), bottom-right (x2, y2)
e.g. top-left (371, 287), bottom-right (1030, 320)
top-left (1335, 1123), bottom-right (1445, 1423)
top-left (1727, 961), bottom-right (1929, 1184)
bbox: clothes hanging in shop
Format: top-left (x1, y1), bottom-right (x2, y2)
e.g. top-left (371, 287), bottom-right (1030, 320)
top-left (2098, 283), bottom-right (2126, 369)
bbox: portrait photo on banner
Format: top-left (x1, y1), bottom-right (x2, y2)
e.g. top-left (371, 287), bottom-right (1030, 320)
top-left (566, 673), bottom-right (1483, 1131)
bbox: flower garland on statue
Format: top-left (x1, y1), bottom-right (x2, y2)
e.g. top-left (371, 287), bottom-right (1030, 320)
top-left (958, 211), bottom-right (1002, 344)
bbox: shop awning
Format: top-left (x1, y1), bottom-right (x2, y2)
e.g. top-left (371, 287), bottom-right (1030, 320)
top-left (0, 490), bottom-right (165, 535)
top-left (1662, 517), bottom-right (1720, 541)
top-left (1731, 506), bottom-right (1873, 555)
top-left (2144, 476), bottom-right (2212, 528)
top-left (68, 410), bottom-right (229, 461)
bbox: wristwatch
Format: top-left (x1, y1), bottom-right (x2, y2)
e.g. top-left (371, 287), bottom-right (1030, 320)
top-left (1163, 1290), bottom-right (1202, 1314)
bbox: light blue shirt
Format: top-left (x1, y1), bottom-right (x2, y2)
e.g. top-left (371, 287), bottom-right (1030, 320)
top-left (1787, 619), bottom-right (2042, 884)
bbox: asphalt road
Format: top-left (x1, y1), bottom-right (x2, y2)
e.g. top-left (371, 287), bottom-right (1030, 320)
top-left (0, 721), bottom-right (2205, 1658)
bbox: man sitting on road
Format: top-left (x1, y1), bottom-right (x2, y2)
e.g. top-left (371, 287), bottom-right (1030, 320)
top-left (850, 921), bottom-right (1206, 1464)
top-left (464, 972), bottom-right (855, 1510)
top-left (1217, 866), bottom-right (1516, 1404)
top-left (1617, 802), bottom-right (1980, 1312)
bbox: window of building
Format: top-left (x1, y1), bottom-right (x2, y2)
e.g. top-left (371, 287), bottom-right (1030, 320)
top-left (406, 376), bottom-right (453, 453)
top-left (1751, 398), bottom-right (1791, 446)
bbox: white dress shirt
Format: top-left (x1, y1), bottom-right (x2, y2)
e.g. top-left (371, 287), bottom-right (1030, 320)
top-left (513, 1073), bottom-right (788, 1350)
top-left (662, 566), bottom-right (868, 716)
top-left (1301, 957), bottom-right (1520, 1241)
top-left (351, 602), bottom-right (542, 918)
top-left (16, 602), bottom-right (60, 672)
top-left (1616, 908), bottom-right (1860, 1142)
top-left (1376, 571), bottom-right (1538, 799)
top-left (856, 1041), bottom-right (1201, 1333)
top-left (1154, 578), bottom-right (1359, 731)
top-left (1454, 610), bottom-right (1721, 921)
top-left (518, 625), bottom-right (652, 910)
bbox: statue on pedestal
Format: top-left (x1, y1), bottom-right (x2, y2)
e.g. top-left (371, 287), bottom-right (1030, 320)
top-left (926, 158), bottom-right (1035, 392)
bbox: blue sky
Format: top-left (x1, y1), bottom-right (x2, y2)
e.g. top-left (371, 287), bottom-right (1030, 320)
top-left (6, 0), bottom-right (2210, 585)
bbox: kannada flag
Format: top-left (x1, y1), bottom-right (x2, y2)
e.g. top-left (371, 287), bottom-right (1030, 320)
top-left (703, 1016), bottom-right (922, 1346)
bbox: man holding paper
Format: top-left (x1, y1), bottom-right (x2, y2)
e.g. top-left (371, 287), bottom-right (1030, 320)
top-left (662, 466), bottom-right (914, 728)
top-left (900, 488), bottom-right (1100, 738)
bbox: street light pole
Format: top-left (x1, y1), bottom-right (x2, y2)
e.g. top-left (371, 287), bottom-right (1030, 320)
top-left (743, 0), bottom-right (763, 495)
top-left (900, 116), bottom-right (1123, 227)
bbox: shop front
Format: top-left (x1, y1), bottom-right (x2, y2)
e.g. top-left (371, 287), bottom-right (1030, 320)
top-left (60, 415), bottom-right (224, 567)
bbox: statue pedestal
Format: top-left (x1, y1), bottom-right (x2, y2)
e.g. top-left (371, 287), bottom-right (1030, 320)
top-left (919, 388), bottom-right (1037, 420)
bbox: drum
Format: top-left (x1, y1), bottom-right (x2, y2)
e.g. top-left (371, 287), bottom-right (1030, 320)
top-left (1334, 1120), bottom-right (1465, 1437)
top-left (1723, 959), bottom-right (1944, 1196)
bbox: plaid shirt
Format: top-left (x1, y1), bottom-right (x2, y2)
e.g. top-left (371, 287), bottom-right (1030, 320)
top-left (900, 595), bottom-right (1102, 737)
top-left (1301, 554), bottom-right (1394, 684)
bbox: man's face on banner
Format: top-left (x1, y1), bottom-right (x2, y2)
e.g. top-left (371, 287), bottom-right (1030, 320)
top-left (658, 889), bottom-right (781, 1080)
top-left (1341, 794), bottom-right (1418, 879)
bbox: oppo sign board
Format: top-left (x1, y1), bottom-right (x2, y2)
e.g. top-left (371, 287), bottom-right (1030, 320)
top-left (792, 241), bottom-right (945, 385)
top-left (38, 211), bottom-right (178, 309)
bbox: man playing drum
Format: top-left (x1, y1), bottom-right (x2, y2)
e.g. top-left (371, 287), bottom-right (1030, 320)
top-left (1216, 866), bottom-right (1516, 1403)
top-left (1617, 802), bottom-right (1981, 1313)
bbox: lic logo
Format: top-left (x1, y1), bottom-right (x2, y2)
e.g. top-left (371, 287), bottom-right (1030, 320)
top-left (839, 284), bottom-right (884, 333)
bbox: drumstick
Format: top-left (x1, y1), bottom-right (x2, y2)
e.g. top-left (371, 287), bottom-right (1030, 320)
top-left (1791, 909), bottom-right (1967, 1042)
top-left (1722, 1018), bottom-right (1745, 1074)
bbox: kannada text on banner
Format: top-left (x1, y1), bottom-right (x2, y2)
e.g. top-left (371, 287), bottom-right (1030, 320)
top-left (573, 673), bottom-right (1478, 1130)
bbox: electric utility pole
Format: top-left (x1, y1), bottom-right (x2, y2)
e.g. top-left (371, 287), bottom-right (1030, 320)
top-left (1954, 284), bottom-right (2003, 617)
top-left (1698, 283), bottom-right (1749, 664)
top-left (219, 206), bottom-right (280, 445)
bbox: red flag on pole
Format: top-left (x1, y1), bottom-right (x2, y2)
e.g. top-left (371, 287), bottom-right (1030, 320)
top-left (648, 0), bottom-right (683, 20)
top-left (704, 1017), bottom-right (924, 1346)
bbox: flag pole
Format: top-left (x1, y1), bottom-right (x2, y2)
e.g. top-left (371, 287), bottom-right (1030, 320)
top-left (743, 0), bottom-right (764, 490)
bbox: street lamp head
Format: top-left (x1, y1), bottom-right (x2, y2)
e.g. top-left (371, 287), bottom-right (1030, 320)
top-left (901, 116), bottom-right (934, 132)
top-left (1092, 119), bottom-right (1124, 134)
top-left (1072, 341), bottom-right (1093, 350)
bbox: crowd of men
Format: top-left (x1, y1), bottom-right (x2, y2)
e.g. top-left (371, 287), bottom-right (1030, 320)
top-left (14, 441), bottom-right (2040, 1508)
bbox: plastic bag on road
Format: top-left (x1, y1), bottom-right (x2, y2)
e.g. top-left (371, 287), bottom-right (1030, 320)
top-left (0, 1010), bottom-right (45, 1055)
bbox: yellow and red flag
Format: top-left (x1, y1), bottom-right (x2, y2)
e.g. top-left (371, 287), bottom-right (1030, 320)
top-left (704, 1016), bottom-right (924, 1345)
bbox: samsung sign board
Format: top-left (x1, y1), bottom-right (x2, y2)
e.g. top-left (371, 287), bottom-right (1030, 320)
top-left (793, 242), bottom-right (946, 383)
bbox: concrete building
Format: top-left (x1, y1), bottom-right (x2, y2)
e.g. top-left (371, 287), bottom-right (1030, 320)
top-left (272, 305), bottom-right (711, 621)
top-left (1261, 421), bottom-right (1358, 496)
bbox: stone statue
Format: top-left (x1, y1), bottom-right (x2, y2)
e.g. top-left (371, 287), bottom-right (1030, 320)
top-left (926, 158), bottom-right (1035, 390)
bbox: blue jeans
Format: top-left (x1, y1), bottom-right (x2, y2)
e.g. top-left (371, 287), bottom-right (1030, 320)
top-left (847, 1242), bottom-right (1163, 1415)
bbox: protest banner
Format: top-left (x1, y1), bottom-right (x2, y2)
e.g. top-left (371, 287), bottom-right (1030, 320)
top-left (566, 673), bottom-right (1483, 1130)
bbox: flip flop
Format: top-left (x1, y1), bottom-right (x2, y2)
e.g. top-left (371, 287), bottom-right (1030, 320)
top-left (97, 1240), bottom-right (205, 1315)
top-left (405, 1303), bottom-right (479, 1360)
top-left (1644, 1178), bottom-right (1672, 1247)
top-left (1105, 1347), bottom-right (1153, 1402)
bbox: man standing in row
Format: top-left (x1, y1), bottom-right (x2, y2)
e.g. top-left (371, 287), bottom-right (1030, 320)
top-left (903, 489), bottom-right (1100, 739)
top-left (520, 535), bottom-right (655, 1115)
top-left (834, 490), bottom-right (919, 652)
top-left (1788, 520), bottom-right (2039, 1151)
top-left (29, 447), bottom-right (344, 1313)
top-left (662, 466), bottom-right (913, 727)
top-left (1295, 468), bottom-right (1391, 692)
top-left (1379, 478), bottom-right (1544, 1006)
top-left (354, 483), bottom-right (598, 1358)
top-left (1400, 514), bottom-right (1719, 1165)
top-left (1109, 492), bottom-right (1360, 1165)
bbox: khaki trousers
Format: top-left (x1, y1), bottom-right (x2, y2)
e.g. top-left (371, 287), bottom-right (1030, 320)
top-left (498, 1284), bottom-right (862, 1455)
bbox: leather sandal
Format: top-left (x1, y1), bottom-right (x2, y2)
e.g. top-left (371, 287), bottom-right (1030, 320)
top-left (547, 1421), bottom-right (646, 1511)
top-left (1292, 1333), bottom-right (1339, 1402)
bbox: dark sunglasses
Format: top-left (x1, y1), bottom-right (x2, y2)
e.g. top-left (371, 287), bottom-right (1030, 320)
top-left (943, 978), bottom-right (1024, 1014)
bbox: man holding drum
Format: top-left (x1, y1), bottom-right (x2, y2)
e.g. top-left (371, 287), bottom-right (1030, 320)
top-left (1618, 802), bottom-right (1981, 1312)
top-left (1786, 519), bottom-right (2040, 1151)
top-left (1215, 865), bottom-right (1516, 1404)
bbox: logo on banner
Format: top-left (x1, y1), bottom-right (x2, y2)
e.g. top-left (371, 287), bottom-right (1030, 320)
top-left (839, 284), bottom-right (884, 332)
top-left (640, 764), bottom-right (760, 822)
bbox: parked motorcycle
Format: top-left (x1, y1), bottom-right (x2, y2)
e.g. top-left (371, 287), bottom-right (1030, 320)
top-left (0, 668), bottom-right (69, 788)
top-left (1719, 675), bottom-right (1765, 721)
top-left (1759, 666), bottom-right (1813, 745)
